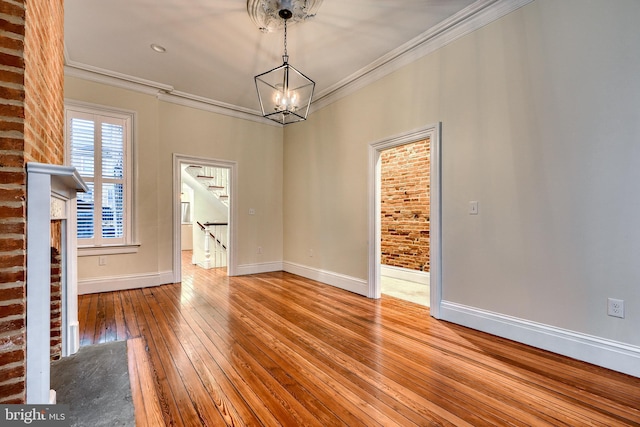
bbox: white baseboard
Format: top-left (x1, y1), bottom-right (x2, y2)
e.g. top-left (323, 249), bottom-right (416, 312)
top-left (381, 265), bottom-right (429, 284)
top-left (66, 321), bottom-right (79, 356)
top-left (233, 261), bottom-right (368, 297)
top-left (234, 261), bottom-right (284, 276)
top-left (78, 271), bottom-right (174, 294)
top-left (283, 262), bottom-right (368, 296)
top-left (440, 301), bottom-right (640, 378)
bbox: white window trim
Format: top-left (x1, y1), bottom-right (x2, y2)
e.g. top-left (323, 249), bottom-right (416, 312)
top-left (65, 99), bottom-right (138, 254)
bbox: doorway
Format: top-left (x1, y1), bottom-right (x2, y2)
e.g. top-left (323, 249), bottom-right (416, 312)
top-left (172, 154), bottom-right (238, 283)
top-left (368, 124), bottom-right (442, 318)
top-left (379, 139), bottom-right (430, 306)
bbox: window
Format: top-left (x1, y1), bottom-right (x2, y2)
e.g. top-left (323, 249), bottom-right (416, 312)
top-left (65, 102), bottom-right (135, 251)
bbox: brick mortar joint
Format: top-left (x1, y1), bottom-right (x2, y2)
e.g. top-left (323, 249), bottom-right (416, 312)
top-left (0, 313), bottom-right (24, 322)
top-left (0, 84), bottom-right (26, 94)
top-left (0, 10), bottom-right (26, 24)
top-left (0, 281), bottom-right (25, 290)
top-left (0, 232), bottom-right (26, 239)
top-left (0, 392), bottom-right (27, 404)
top-left (0, 64), bottom-right (25, 75)
top-left (0, 375), bottom-right (25, 388)
top-left (0, 298), bottom-right (24, 307)
top-left (0, 165), bottom-right (24, 172)
top-left (0, 360), bottom-right (25, 372)
top-left (0, 200), bottom-right (24, 207)
top-left (0, 98), bottom-right (24, 108)
top-left (0, 249), bottom-right (27, 258)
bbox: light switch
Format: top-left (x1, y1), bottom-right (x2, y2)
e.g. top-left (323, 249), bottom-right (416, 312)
top-left (469, 201), bottom-right (479, 215)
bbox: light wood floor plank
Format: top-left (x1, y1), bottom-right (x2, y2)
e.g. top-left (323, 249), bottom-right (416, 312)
top-left (77, 292), bottom-right (93, 347)
top-left (127, 286), bottom-right (186, 427)
top-left (142, 287), bottom-right (232, 427)
top-left (77, 254), bottom-right (640, 426)
top-left (127, 337), bottom-right (165, 427)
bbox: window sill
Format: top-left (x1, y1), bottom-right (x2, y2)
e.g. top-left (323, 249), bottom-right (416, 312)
top-left (78, 244), bottom-right (140, 256)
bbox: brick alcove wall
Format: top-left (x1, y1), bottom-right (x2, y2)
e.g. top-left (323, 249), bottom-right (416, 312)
top-left (380, 138), bottom-right (430, 272)
top-left (0, 0), bottom-right (64, 403)
top-left (50, 220), bottom-right (62, 361)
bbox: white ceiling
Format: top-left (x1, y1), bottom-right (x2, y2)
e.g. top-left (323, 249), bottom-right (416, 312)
top-left (64, 0), bottom-right (484, 116)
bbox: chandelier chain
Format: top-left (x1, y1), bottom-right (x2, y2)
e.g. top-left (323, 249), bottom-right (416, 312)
top-left (283, 19), bottom-right (288, 57)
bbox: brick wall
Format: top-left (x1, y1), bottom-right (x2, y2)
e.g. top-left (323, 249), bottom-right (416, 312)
top-left (380, 138), bottom-right (430, 272)
top-left (23, 0), bottom-right (64, 165)
top-left (0, 0), bottom-right (64, 403)
top-left (50, 221), bottom-right (62, 361)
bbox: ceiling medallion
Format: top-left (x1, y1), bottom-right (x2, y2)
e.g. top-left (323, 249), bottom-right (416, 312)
top-left (247, 0), bottom-right (323, 32)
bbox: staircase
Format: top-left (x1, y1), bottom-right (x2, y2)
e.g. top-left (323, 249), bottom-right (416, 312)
top-left (183, 164), bottom-right (230, 269)
top-left (185, 165), bottom-right (229, 206)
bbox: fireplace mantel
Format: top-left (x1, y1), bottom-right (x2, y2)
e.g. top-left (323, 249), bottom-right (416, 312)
top-left (26, 163), bottom-right (87, 404)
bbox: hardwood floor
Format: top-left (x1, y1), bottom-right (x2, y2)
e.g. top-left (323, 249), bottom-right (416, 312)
top-left (78, 255), bottom-right (640, 426)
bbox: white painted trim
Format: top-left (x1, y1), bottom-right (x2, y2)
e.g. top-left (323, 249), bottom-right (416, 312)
top-left (283, 262), bottom-right (368, 296)
top-left (26, 163), bottom-right (86, 404)
top-left (27, 163), bottom-right (87, 193)
top-left (78, 271), bottom-right (174, 295)
top-left (234, 262), bottom-right (284, 276)
top-left (64, 100), bottom-right (137, 247)
top-left (64, 63), bottom-right (173, 95)
top-left (440, 301), bottom-right (640, 378)
top-left (64, 0), bottom-right (532, 122)
top-left (157, 91), bottom-right (277, 127)
top-left (368, 124), bottom-right (442, 317)
top-left (26, 169), bottom-right (52, 404)
top-left (381, 265), bottom-right (429, 284)
top-left (172, 154), bottom-right (238, 282)
top-left (64, 65), bottom-right (273, 126)
top-left (430, 123), bottom-right (443, 319)
top-left (77, 244), bottom-right (140, 256)
top-left (68, 321), bottom-right (79, 356)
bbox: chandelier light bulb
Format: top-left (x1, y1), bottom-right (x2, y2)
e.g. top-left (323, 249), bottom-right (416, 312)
top-left (273, 83), bottom-right (299, 112)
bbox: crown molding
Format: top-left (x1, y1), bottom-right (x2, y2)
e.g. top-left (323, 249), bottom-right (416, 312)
top-left (64, 0), bottom-right (533, 123)
top-left (310, 0), bottom-right (533, 113)
top-left (64, 63), bottom-right (275, 125)
top-left (156, 91), bottom-right (279, 127)
top-left (64, 61), bottom-right (173, 95)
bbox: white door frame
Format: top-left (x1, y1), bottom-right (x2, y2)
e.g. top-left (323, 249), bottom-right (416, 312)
top-left (172, 153), bottom-right (238, 283)
top-left (367, 123), bottom-right (442, 318)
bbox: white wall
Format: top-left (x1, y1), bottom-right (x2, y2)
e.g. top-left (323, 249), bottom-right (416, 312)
top-left (65, 76), bottom-right (284, 291)
top-left (283, 0), bottom-right (640, 373)
top-left (158, 102), bottom-right (284, 272)
top-left (65, 0), bottom-right (640, 375)
top-left (66, 78), bottom-right (165, 289)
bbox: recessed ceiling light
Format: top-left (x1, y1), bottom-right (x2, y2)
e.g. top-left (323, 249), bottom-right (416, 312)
top-left (150, 43), bottom-right (166, 53)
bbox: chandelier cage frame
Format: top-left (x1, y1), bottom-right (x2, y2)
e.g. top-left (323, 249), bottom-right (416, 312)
top-left (254, 8), bottom-right (315, 125)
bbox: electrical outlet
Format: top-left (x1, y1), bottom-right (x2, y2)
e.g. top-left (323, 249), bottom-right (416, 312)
top-left (607, 298), bottom-right (624, 318)
top-left (98, 256), bottom-right (107, 266)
